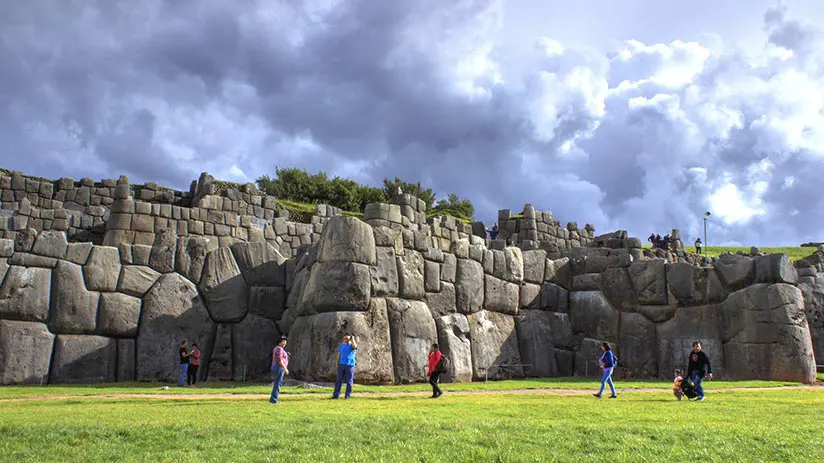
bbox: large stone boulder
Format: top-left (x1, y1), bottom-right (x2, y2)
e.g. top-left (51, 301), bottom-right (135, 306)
top-left (540, 282), bottom-right (569, 312)
top-left (317, 216), bottom-right (376, 265)
top-left (208, 323), bottom-right (233, 381)
top-left (370, 247), bottom-right (399, 297)
top-left (618, 313), bottom-right (657, 378)
top-left (97, 292), bottom-right (141, 337)
top-left (149, 228), bottom-right (177, 274)
top-left (175, 236), bottom-right (210, 284)
top-left (629, 259), bottom-right (667, 305)
top-left (117, 339), bottom-right (136, 382)
top-left (545, 257), bottom-right (572, 289)
top-left (83, 246), bottom-right (121, 292)
top-left (720, 284), bottom-right (816, 382)
top-left (0, 320), bottom-right (54, 385)
top-left (49, 335), bottom-right (117, 383)
top-left (656, 305), bottom-right (724, 379)
top-left (288, 299), bottom-right (394, 384)
top-left (468, 310), bottom-right (523, 380)
top-left (574, 338), bottom-right (610, 377)
top-left (798, 280), bottom-right (824, 363)
top-left (231, 313), bottom-right (281, 381)
top-left (387, 298), bottom-right (437, 383)
top-left (248, 286), bottom-right (287, 321)
top-left (300, 262), bottom-right (371, 313)
top-left (548, 312), bottom-right (574, 348)
top-left (455, 259), bottom-right (484, 314)
top-left (568, 291), bottom-right (619, 341)
top-left (600, 267), bottom-right (636, 312)
top-left (515, 310), bottom-right (558, 377)
top-left (49, 260), bottom-right (100, 334)
top-left (522, 250), bottom-right (546, 284)
top-left (483, 275), bottom-right (519, 315)
top-left (117, 265), bottom-right (161, 297)
top-left (31, 230), bottom-right (68, 258)
top-left (713, 254), bottom-right (753, 291)
top-left (0, 266), bottom-right (51, 322)
top-left (426, 282), bottom-right (457, 318)
top-left (753, 254), bottom-right (798, 285)
top-left (137, 273), bottom-right (215, 382)
top-left (230, 242), bottom-right (287, 286)
top-left (502, 247), bottom-right (524, 283)
top-left (435, 314), bottom-right (473, 382)
top-left (198, 247), bottom-right (249, 323)
top-left (396, 251), bottom-right (425, 300)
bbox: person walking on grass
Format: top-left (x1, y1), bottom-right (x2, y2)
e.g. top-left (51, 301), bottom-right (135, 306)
top-left (331, 334), bottom-right (357, 400)
top-left (427, 344), bottom-right (445, 398)
top-left (178, 340), bottom-right (190, 387)
top-left (187, 343), bottom-right (201, 387)
top-left (270, 336), bottom-right (289, 404)
top-left (686, 341), bottom-right (713, 401)
top-left (593, 342), bottom-right (617, 399)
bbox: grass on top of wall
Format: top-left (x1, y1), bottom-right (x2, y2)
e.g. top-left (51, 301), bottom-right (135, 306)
top-left (645, 245), bottom-right (815, 261)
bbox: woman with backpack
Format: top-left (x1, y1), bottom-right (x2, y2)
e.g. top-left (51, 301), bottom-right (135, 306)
top-left (427, 344), bottom-right (447, 398)
top-left (593, 342), bottom-right (617, 399)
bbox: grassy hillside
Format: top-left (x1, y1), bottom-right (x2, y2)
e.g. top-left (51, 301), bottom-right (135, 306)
top-left (646, 245), bottom-right (815, 261)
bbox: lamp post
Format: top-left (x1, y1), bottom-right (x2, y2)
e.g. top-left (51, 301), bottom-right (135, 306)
top-left (703, 211), bottom-right (711, 261)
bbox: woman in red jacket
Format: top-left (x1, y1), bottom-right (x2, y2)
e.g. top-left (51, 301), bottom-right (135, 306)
top-left (427, 344), bottom-right (444, 398)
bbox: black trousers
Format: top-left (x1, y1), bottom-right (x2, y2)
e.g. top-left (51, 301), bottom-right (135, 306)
top-left (187, 364), bottom-right (199, 385)
top-left (429, 372), bottom-right (442, 396)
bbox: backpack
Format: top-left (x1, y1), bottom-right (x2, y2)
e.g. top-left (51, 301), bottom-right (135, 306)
top-left (436, 355), bottom-right (451, 374)
top-left (681, 376), bottom-right (698, 399)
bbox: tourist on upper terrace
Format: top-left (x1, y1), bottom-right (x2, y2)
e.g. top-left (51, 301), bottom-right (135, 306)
top-left (648, 233), bottom-right (656, 246)
top-left (270, 336), bottom-right (289, 404)
top-left (187, 343), bottom-right (201, 387)
top-left (488, 223), bottom-right (499, 240)
top-left (694, 238), bottom-right (702, 254)
top-left (593, 342), bottom-right (617, 399)
top-left (178, 340), bottom-right (190, 387)
top-left (686, 341), bottom-right (713, 401)
top-left (427, 344), bottom-right (446, 399)
top-left (331, 334), bottom-right (358, 399)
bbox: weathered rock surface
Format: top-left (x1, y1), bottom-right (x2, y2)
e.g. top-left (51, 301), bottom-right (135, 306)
top-left (629, 259), bottom-right (667, 305)
top-left (720, 284), bottom-right (816, 383)
top-left (175, 236), bottom-right (209, 283)
top-left (300, 262), bottom-right (371, 313)
top-left (435, 313), bottom-right (472, 382)
top-left (656, 305), bottom-right (724, 379)
top-left (455, 259), bottom-right (484, 314)
top-left (317, 216), bottom-right (376, 265)
top-left (230, 242), bottom-right (287, 286)
top-left (31, 231), bottom-right (68, 258)
top-left (516, 310), bottom-right (558, 377)
top-left (387, 298), bottom-right (437, 383)
top-left (483, 275), bottom-right (519, 315)
top-left (798, 280), bottom-right (824, 362)
top-left (714, 254), bottom-right (753, 291)
top-left (396, 250), bottom-right (425, 300)
top-left (371, 247), bottom-right (399, 297)
top-left (137, 273), bottom-right (215, 382)
top-left (49, 260), bottom-right (100, 334)
top-left (208, 323), bottom-right (233, 381)
top-left (198, 247), bottom-right (248, 323)
top-left (522, 250), bottom-right (546, 284)
top-left (248, 286), bottom-right (286, 321)
top-left (49, 335), bottom-right (117, 383)
top-left (117, 339), bottom-right (136, 382)
top-left (0, 266), bottom-right (51, 322)
top-left (117, 265), bottom-right (161, 297)
top-left (753, 254), bottom-right (798, 285)
top-left (232, 313), bottom-right (281, 381)
top-left (618, 313), bottom-right (657, 377)
top-left (426, 282), bottom-right (456, 318)
top-left (84, 246), bottom-right (121, 292)
top-left (97, 292), bottom-right (141, 337)
top-left (569, 291), bottom-right (619, 341)
top-left (0, 320), bottom-right (54, 385)
top-left (149, 229), bottom-right (177, 273)
top-left (468, 310), bottom-right (523, 380)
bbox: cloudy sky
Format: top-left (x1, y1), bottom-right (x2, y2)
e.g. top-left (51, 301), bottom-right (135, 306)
top-left (2, 0), bottom-right (824, 246)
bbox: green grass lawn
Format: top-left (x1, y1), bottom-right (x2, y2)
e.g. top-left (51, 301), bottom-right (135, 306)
top-left (0, 387), bottom-right (821, 462)
top-left (0, 377), bottom-right (810, 399)
top-left (645, 245), bottom-right (815, 261)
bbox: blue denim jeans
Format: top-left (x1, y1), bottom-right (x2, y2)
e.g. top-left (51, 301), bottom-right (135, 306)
top-left (178, 363), bottom-right (188, 387)
top-left (270, 365), bottom-right (285, 403)
top-left (691, 371), bottom-right (704, 399)
top-left (333, 364), bottom-right (355, 398)
top-left (598, 367), bottom-right (615, 396)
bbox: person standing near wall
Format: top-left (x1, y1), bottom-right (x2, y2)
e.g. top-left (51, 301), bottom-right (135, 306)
top-left (187, 343), bottom-right (201, 387)
top-left (178, 340), bottom-right (190, 387)
top-left (593, 342), bottom-right (617, 399)
top-left (331, 334), bottom-right (358, 399)
top-left (686, 341), bottom-right (713, 401)
top-left (270, 336), bottom-right (290, 404)
top-left (427, 344), bottom-right (444, 398)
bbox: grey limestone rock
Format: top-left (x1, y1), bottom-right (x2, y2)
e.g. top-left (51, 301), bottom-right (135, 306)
top-left (117, 265), bottom-right (161, 298)
top-left (426, 281), bottom-right (456, 318)
top-left (455, 258), bottom-right (483, 314)
top-left (387, 298), bottom-right (437, 383)
top-left (84, 246), bottom-right (121, 292)
top-left (371, 247), bottom-right (399, 297)
top-left (435, 313), bottom-right (473, 382)
top-left (0, 266), bottom-right (51, 322)
top-left (396, 250), bottom-right (425, 300)
top-left (230, 241), bottom-right (287, 286)
top-left (31, 230), bottom-right (68, 258)
top-left (483, 275), bottom-right (519, 315)
top-left (97, 292), bottom-right (141, 337)
top-left (618, 313), bottom-right (657, 377)
top-left (149, 228), bottom-right (177, 274)
top-left (569, 291), bottom-right (619, 341)
top-left (198, 247), bottom-right (249, 323)
top-left (231, 313), bottom-right (281, 381)
top-left (629, 259), bottom-right (668, 305)
top-left (49, 335), bottom-right (117, 383)
top-left (317, 216), bottom-right (376, 265)
top-left (516, 310), bottom-right (558, 377)
top-left (300, 261), bottom-right (371, 313)
top-left (248, 286), bottom-right (287, 321)
top-left (468, 310), bottom-right (523, 380)
top-left (49, 260), bottom-right (99, 334)
top-left (175, 236), bottom-right (209, 284)
top-left (0, 320), bottom-right (54, 385)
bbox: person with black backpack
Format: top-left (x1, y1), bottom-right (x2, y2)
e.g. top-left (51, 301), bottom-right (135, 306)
top-left (427, 344), bottom-right (448, 398)
top-left (686, 341), bottom-right (713, 401)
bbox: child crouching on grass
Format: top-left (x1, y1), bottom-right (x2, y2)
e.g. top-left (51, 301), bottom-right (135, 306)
top-left (673, 369), bottom-right (684, 400)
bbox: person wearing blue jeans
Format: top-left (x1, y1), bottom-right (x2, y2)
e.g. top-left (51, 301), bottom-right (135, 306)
top-left (178, 340), bottom-right (190, 387)
top-left (593, 342), bottom-right (617, 399)
top-left (331, 334), bottom-right (358, 399)
top-left (270, 336), bottom-right (290, 404)
top-left (686, 341), bottom-right (713, 401)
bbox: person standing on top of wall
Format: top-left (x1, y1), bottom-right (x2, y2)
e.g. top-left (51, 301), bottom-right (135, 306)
top-left (593, 342), bottom-right (617, 399)
top-left (694, 238), bottom-right (702, 255)
top-left (488, 223), bottom-right (499, 240)
top-left (331, 334), bottom-right (358, 400)
top-left (270, 336), bottom-right (289, 404)
top-left (187, 343), bottom-right (201, 387)
top-left (686, 341), bottom-right (713, 401)
top-left (178, 340), bottom-right (190, 387)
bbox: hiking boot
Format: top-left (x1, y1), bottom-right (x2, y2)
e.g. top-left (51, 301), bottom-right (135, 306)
top-left (609, 395), bottom-right (617, 399)
top-left (593, 394), bottom-right (601, 398)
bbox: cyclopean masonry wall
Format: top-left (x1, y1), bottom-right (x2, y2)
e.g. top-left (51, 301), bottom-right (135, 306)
top-left (0, 169), bottom-right (819, 385)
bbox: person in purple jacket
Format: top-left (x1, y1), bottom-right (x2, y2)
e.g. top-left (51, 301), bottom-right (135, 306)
top-left (593, 342), bottom-right (617, 399)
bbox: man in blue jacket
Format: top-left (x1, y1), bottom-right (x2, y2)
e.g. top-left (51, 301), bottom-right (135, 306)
top-left (332, 334), bottom-right (358, 399)
top-left (686, 341), bottom-right (713, 401)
